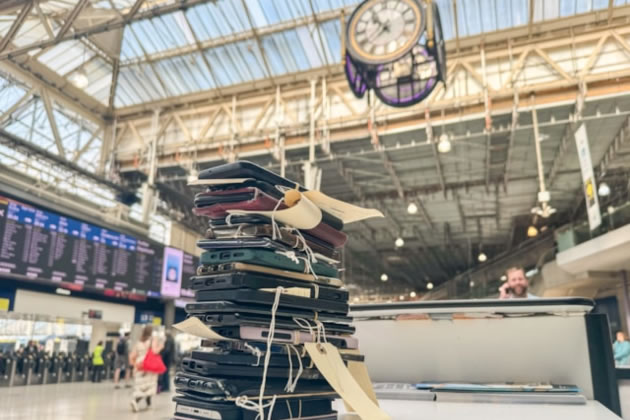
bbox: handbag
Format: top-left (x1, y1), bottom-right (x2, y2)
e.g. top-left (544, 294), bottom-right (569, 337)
top-left (142, 347), bottom-right (167, 374)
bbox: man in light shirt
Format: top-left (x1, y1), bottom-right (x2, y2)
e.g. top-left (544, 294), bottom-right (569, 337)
top-left (499, 266), bottom-right (537, 299)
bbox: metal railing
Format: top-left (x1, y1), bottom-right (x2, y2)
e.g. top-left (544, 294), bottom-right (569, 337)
top-left (556, 201), bottom-right (630, 253)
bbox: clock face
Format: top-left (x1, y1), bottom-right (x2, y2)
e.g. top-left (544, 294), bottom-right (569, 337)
top-left (347, 0), bottom-right (425, 65)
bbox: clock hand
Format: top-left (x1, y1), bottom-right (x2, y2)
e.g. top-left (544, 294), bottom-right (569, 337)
top-left (367, 19), bottom-right (392, 42)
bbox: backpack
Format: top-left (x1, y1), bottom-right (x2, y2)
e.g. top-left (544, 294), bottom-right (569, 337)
top-left (116, 339), bottom-right (126, 356)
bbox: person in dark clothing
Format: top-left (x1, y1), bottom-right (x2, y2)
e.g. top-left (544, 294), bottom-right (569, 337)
top-left (114, 332), bottom-right (131, 389)
top-left (158, 332), bottom-right (175, 393)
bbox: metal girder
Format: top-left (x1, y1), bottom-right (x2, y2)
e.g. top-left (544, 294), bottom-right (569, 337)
top-left (335, 160), bottom-right (365, 201)
top-left (111, 8), bottom-right (630, 119)
top-left (503, 90), bottom-right (519, 190)
top-left (571, 112), bottom-right (630, 218)
top-left (352, 231), bottom-right (415, 286)
top-left (55, 0), bottom-right (90, 41)
top-left (0, 128), bottom-right (130, 195)
top-left (0, 87), bottom-right (36, 126)
top-left (307, 0), bottom-right (331, 70)
top-left (0, 1), bottom-right (33, 53)
top-left (412, 226), bottom-right (451, 279)
top-left (528, 0), bottom-right (535, 37)
top-left (127, 0), bottom-right (147, 19)
top-left (452, 0), bottom-right (460, 52)
top-left (109, 59), bottom-right (120, 110)
top-left (177, 11), bottom-right (223, 97)
top-left (411, 197), bottom-right (434, 230)
top-left (548, 82), bottom-right (586, 187)
top-left (0, 0), bottom-right (219, 61)
top-left (609, 0), bottom-right (616, 23)
top-left (239, 0), bottom-right (276, 84)
top-left (425, 109), bottom-right (447, 197)
top-left (444, 221), bottom-right (467, 264)
top-left (40, 89), bottom-right (65, 157)
top-left (454, 193), bottom-right (467, 232)
top-left (380, 151), bottom-right (405, 199)
top-left (34, 1), bottom-right (54, 39)
top-left (599, 114), bottom-right (630, 175)
top-left (0, 58), bottom-right (107, 123)
top-left (72, 129), bottom-right (103, 163)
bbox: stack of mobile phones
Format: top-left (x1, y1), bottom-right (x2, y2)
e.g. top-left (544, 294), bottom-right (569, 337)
top-left (173, 161), bottom-right (366, 420)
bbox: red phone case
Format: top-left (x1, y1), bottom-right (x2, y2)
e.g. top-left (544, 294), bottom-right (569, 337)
top-left (193, 188), bottom-right (347, 248)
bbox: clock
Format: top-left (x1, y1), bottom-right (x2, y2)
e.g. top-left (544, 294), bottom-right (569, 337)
top-left (428, 1), bottom-right (447, 83)
top-left (373, 44), bottom-right (439, 107)
top-left (346, 0), bottom-right (425, 65)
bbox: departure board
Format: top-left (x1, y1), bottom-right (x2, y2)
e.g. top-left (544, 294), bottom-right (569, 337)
top-left (0, 193), bottom-right (195, 300)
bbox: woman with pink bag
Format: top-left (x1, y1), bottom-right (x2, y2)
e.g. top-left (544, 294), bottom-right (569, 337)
top-left (129, 325), bottom-right (166, 412)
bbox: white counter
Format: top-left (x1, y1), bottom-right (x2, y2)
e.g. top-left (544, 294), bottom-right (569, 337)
top-left (336, 399), bottom-right (621, 420)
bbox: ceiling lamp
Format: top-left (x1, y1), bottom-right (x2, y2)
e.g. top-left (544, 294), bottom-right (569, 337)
top-left (478, 252), bottom-right (487, 262)
top-left (527, 225), bottom-right (539, 238)
top-left (399, 295), bottom-right (405, 301)
top-left (395, 237), bottom-right (405, 248)
top-left (469, 280), bottom-right (475, 287)
top-left (71, 69), bottom-right (89, 89)
top-left (407, 202), bottom-right (418, 215)
top-left (437, 133), bottom-right (451, 153)
top-left (380, 273), bottom-right (389, 282)
top-left (353, 297), bottom-right (360, 303)
top-left (409, 291), bottom-right (417, 298)
top-left (500, 275), bottom-right (507, 282)
top-left (598, 182), bottom-right (611, 197)
top-left (608, 205), bottom-right (616, 214)
top-left (426, 282), bottom-right (434, 290)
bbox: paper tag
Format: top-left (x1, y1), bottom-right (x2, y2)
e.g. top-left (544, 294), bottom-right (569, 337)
top-left (187, 178), bottom-right (253, 186)
top-left (173, 317), bottom-right (234, 341)
top-left (340, 350), bottom-right (379, 406)
top-left (302, 190), bottom-right (384, 224)
top-left (228, 191), bottom-right (322, 230)
top-left (304, 342), bottom-right (390, 420)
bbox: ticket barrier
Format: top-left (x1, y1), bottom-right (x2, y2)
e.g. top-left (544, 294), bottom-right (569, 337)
top-left (11, 354), bottom-right (32, 386)
top-left (103, 351), bottom-right (116, 380)
top-left (104, 353), bottom-right (115, 380)
top-left (59, 353), bottom-right (74, 383)
top-left (72, 354), bottom-right (88, 382)
top-left (44, 354), bottom-right (61, 384)
top-left (27, 354), bottom-right (47, 385)
top-left (86, 358), bottom-right (94, 382)
top-left (0, 353), bottom-right (15, 387)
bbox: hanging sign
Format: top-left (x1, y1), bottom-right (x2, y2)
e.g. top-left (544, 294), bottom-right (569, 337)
top-left (574, 123), bottom-right (601, 230)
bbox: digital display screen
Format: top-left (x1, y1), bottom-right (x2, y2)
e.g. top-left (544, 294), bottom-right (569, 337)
top-left (0, 194), bottom-right (195, 300)
top-left (161, 247), bottom-right (183, 297)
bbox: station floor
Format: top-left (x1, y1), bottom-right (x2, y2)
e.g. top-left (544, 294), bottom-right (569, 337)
top-left (0, 381), bottom-right (175, 420)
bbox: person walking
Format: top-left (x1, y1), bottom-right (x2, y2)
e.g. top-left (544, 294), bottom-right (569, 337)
top-left (158, 332), bottom-right (175, 393)
top-left (114, 332), bottom-right (131, 389)
top-left (129, 326), bottom-right (163, 412)
top-left (91, 341), bottom-right (105, 383)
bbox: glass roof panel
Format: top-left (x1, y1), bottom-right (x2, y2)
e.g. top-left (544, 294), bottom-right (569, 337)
top-left (82, 58), bottom-right (113, 105)
top-left (0, 77), bottom-right (27, 114)
top-left (6, 0), bottom-right (621, 109)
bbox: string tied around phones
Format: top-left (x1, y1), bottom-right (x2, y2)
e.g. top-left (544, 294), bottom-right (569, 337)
top-left (243, 342), bottom-right (263, 367)
top-left (234, 395), bottom-right (277, 420)
top-left (283, 344), bottom-right (304, 393)
top-left (270, 197), bottom-right (285, 241)
top-left (236, 287), bottom-right (283, 420)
